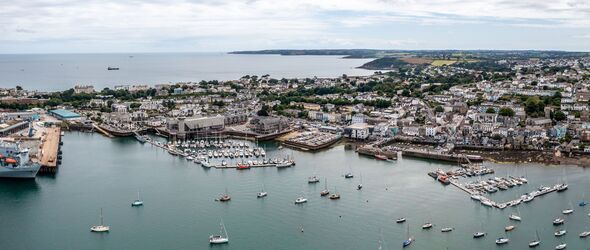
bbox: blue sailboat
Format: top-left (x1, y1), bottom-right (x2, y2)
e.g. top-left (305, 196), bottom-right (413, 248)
top-left (403, 224), bottom-right (413, 247)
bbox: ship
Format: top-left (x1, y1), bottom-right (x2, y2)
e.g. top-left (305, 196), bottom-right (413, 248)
top-left (107, 67), bottom-right (119, 70)
top-left (0, 141), bottom-right (41, 178)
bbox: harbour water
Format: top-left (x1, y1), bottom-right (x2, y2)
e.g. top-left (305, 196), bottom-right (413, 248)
top-left (0, 53), bottom-right (373, 91)
top-left (1, 132), bottom-right (589, 249)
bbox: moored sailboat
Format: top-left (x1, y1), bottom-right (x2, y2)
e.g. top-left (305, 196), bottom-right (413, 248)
top-left (209, 219), bottom-right (229, 244)
top-left (320, 178), bottom-right (330, 196)
top-left (90, 208), bottom-right (110, 232)
top-left (131, 191), bottom-right (143, 206)
top-left (528, 230), bottom-right (540, 247)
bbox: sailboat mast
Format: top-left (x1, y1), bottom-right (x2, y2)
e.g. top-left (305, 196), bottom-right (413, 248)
top-left (100, 208), bottom-right (104, 225)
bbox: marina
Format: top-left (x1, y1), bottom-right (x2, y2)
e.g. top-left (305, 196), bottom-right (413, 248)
top-left (1, 132), bottom-right (590, 249)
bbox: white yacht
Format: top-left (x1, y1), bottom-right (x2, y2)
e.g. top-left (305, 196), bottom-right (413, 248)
top-left (257, 185), bottom-right (267, 198)
top-left (131, 191), bottom-right (143, 206)
top-left (90, 208), bottom-right (110, 232)
top-left (495, 237), bottom-right (509, 245)
top-left (209, 220), bottom-right (229, 244)
top-left (554, 230), bottom-right (566, 237)
top-left (294, 196), bottom-right (307, 204)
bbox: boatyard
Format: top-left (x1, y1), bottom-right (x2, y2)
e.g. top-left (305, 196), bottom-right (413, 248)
top-left (280, 131), bottom-right (342, 151)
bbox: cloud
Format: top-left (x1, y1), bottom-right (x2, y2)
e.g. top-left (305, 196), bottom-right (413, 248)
top-left (0, 0), bottom-right (589, 52)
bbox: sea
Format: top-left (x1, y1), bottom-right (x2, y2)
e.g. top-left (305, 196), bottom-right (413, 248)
top-left (1, 132), bottom-right (589, 249)
top-left (0, 53), bottom-right (374, 91)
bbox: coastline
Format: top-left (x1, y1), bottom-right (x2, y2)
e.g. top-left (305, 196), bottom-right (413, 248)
top-left (456, 149), bottom-right (590, 167)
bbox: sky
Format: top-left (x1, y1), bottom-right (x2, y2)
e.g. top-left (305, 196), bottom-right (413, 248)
top-left (1, 0), bottom-right (590, 53)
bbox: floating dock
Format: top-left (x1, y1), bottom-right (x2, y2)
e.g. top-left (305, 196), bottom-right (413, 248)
top-left (450, 180), bottom-right (564, 209)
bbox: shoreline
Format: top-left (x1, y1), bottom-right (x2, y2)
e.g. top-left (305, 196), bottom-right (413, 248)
top-left (455, 149), bottom-right (590, 167)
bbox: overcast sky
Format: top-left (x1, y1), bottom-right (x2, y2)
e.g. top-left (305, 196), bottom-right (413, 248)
top-left (1, 0), bottom-right (590, 53)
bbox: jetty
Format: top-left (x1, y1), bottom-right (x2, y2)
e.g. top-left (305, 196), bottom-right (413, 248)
top-left (402, 149), bottom-right (482, 163)
top-left (449, 180), bottom-right (565, 209)
top-left (39, 127), bottom-right (61, 172)
top-left (356, 145), bottom-right (398, 160)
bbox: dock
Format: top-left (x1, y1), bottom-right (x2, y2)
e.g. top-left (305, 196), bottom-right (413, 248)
top-left (449, 180), bottom-right (564, 209)
top-left (39, 127), bottom-right (61, 172)
top-left (402, 149), bottom-right (482, 163)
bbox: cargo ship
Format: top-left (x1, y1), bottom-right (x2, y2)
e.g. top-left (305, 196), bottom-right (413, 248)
top-left (0, 141), bottom-right (40, 178)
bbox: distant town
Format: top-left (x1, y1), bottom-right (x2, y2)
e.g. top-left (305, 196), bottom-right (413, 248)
top-left (3, 50), bottom-right (590, 172)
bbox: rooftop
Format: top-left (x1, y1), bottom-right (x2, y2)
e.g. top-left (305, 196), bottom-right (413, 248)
top-left (49, 109), bottom-right (81, 119)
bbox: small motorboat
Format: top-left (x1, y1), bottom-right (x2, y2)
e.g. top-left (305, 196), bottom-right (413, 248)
top-left (554, 230), bottom-right (566, 237)
top-left (396, 218), bottom-right (406, 223)
top-left (505, 225), bottom-right (516, 232)
top-left (579, 231), bottom-right (590, 238)
top-left (495, 237), bottom-right (509, 245)
top-left (555, 243), bottom-right (567, 249)
top-left (218, 188), bottom-right (231, 202)
top-left (357, 184), bottom-right (363, 190)
top-left (344, 173), bottom-right (354, 178)
top-left (509, 214), bottom-right (521, 221)
top-left (553, 218), bottom-right (564, 225)
top-left (441, 227), bottom-right (453, 232)
top-left (579, 201), bottom-right (588, 207)
top-left (470, 194), bottom-right (481, 201)
top-left (308, 176), bottom-right (320, 183)
top-left (422, 223), bottom-right (433, 229)
top-left (562, 208), bottom-right (574, 214)
top-left (294, 197), bottom-right (307, 204)
top-left (329, 193), bottom-right (341, 200)
top-left (473, 232), bottom-right (486, 238)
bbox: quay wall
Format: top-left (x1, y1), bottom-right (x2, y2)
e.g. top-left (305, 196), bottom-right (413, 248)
top-left (401, 149), bottom-right (482, 163)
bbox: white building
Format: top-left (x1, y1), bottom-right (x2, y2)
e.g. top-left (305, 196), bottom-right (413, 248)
top-left (348, 123), bottom-right (369, 140)
top-left (351, 114), bottom-right (366, 124)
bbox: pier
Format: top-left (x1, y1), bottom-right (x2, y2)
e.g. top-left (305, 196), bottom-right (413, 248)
top-left (448, 179), bottom-right (565, 209)
top-left (355, 145), bottom-right (398, 160)
top-left (402, 149), bottom-right (482, 163)
top-left (39, 127), bottom-right (61, 172)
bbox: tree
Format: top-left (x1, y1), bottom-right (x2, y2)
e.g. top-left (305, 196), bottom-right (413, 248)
top-left (16, 85), bottom-right (23, 91)
top-left (401, 89), bottom-right (410, 97)
top-left (553, 110), bottom-right (566, 121)
top-left (257, 105), bottom-right (270, 116)
top-left (525, 96), bottom-right (545, 117)
top-left (130, 102), bottom-right (141, 109)
top-left (498, 107), bottom-right (515, 117)
top-left (434, 106), bottom-right (444, 113)
top-left (486, 107), bottom-right (496, 114)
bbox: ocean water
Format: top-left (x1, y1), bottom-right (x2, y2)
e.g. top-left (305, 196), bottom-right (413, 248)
top-left (0, 53), bottom-right (374, 91)
top-left (1, 132), bottom-right (589, 249)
